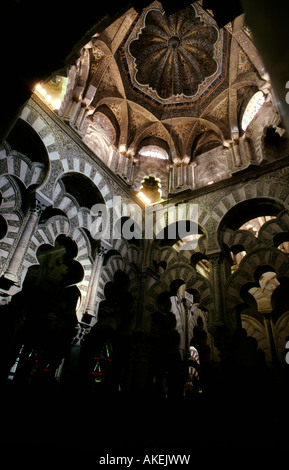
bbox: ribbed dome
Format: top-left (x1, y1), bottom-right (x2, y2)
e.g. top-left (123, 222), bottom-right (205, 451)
top-left (129, 6), bottom-right (219, 100)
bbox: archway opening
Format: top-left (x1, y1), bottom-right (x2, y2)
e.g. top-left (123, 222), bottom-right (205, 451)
top-left (0, 215), bottom-right (8, 240)
top-left (60, 172), bottom-right (104, 210)
top-left (241, 91), bottom-right (265, 131)
top-left (4, 235), bottom-right (83, 386)
top-left (274, 232), bottom-right (289, 254)
top-left (191, 252), bottom-right (210, 278)
top-left (220, 198), bottom-right (283, 233)
top-left (7, 118), bottom-right (49, 169)
top-left (156, 220), bottom-right (203, 252)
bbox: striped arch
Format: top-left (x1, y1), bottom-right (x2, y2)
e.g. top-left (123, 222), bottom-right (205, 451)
top-left (97, 252), bottom-right (124, 302)
top-left (52, 180), bottom-right (98, 237)
top-left (54, 191), bottom-right (93, 230)
top-left (71, 227), bottom-right (94, 315)
top-left (27, 216), bottom-right (70, 266)
top-left (151, 246), bottom-right (178, 269)
top-left (0, 175), bottom-right (23, 267)
top-left (96, 242), bottom-right (140, 303)
top-left (241, 314), bottom-right (270, 361)
top-left (18, 215), bottom-right (70, 288)
top-left (59, 157), bottom-right (113, 208)
top-left (153, 203), bottom-right (207, 242)
top-left (0, 212), bottom-right (23, 270)
top-left (126, 243), bottom-right (141, 266)
top-left (111, 238), bottom-right (131, 260)
top-left (221, 228), bottom-right (259, 253)
top-left (52, 180), bottom-right (80, 219)
top-left (19, 104), bottom-right (115, 210)
top-left (109, 238), bottom-right (142, 270)
top-left (20, 105), bottom-right (61, 162)
top-left (110, 240), bottom-right (140, 288)
top-left (144, 262), bottom-right (213, 329)
top-left (0, 175), bottom-right (20, 211)
top-left (225, 247), bottom-right (289, 314)
top-left (209, 179), bottom-right (289, 253)
top-left (160, 263), bottom-right (198, 289)
top-left (258, 216), bottom-right (289, 247)
top-left (22, 218), bottom-right (93, 319)
top-left (0, 146), bottom-right (46, 189)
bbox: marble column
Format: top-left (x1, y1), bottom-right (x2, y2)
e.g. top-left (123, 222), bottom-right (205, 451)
top-left (243, 134), bottom-right (257, 165)
top-left (4, 197), bottom-right (46, 285)
top-left (209, 253), bottom-right (225, 325)
top-left (127, 158), bottom-right (135, 185)
top-left (263, 315), bottom-right (279, 365)
top-left (122, 155), bottom-right (130, 179)
top-left (232, 141), bottom-right (242, 167)
top-left (177, 164), bottom-right (182, 188)
top-left (116, 153), bottom-right (126, 176)
top-left (183, 293), bottom-right (194, 359)
top-left (85, 243), bottom-right (108, 320)
top-left (168, 164), bottom-right (174, 193)
top-left (170, 164), bottom-right (177, 192)
top-left (74, 104), bottom-right (87, 130)
top-left (182, 162), bottom-right (188, 186)
top-left (190, 162), bottom-right (196, 190)
top-left (64, 243), bottom-right (108, 383)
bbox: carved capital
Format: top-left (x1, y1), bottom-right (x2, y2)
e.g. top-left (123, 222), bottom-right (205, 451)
top-left (72, 322), bottom-right (91, 346)
top-left (97, 244), bottom-right (108, 258)
top-left (209, 253), bottom-right (222, 269)
top-left (30, 197), bottom-right (47, 217)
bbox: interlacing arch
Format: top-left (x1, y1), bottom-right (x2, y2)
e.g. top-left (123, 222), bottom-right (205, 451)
top-left (225, 246), bottom-right (289, 322)
top-left (221, 227), bottom-right (259, 254)
top-left (0, 145), bottom-right (47, 190)
top-left (0, 176), bottom-right (23, 269)
top-left (151, 245), bottom-right (179, 270)
top-left (211, 183), bottom-right (289, 253)
top-left (58, 159), bottom-right (113, 208)
top-left (19, 219), bottom-right (92, 318)
top-left (144, 261), bottom-right (213, 332)
top-left (0, 140), bottom-right (49, 275)
top-left (19, 105), bottom-right (61, 163)
top-left (96, 241), bottom-right (140, 306)
top-left (52, 181), bottom-right (94, 232)
top-left (8, 174), bottom-right (106, 315)
top-left (18, 104), bottom-right (115, 210)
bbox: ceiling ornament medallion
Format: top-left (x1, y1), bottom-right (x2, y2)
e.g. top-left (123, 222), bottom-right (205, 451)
top-left (128, 4), bottom-right (219, 101)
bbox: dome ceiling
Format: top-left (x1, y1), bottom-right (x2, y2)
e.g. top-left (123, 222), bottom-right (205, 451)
top-left (119, 2), bottom-right (229, 112)
top-left (128, 6), bottom-right (218, 101)
top-left (36, 0), bottom-right (271, 193)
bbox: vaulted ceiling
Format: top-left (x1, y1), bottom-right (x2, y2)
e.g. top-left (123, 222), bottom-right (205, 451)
top-left (49, 0), bottom-right (269, 165)
top-left (2, 0), bottom-right (289, 149)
